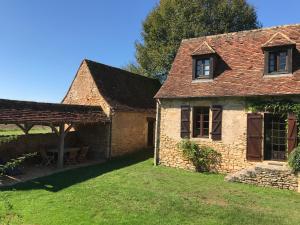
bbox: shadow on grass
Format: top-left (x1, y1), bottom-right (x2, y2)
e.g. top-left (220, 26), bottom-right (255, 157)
top-left (0, 149), bottom-right (153, 193)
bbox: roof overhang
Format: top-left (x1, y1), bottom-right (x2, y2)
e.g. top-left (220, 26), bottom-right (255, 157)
top-left (0, 99), bottom-right (110, 125)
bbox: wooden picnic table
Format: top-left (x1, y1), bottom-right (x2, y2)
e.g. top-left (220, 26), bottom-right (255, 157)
top-left (47, 147), bottom-right (81, 153)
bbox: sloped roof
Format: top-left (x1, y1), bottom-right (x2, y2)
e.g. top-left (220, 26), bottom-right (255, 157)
top-left (0, 99), bottom-right (109, 124)
top-left (191, 41), bottom-right (215, 55)
top-left (85, 60), bottom-right (161, 111)
top-left (155, 24), bottom-right (300, 99)
top-left (262, 32), bottom-right (296, 48)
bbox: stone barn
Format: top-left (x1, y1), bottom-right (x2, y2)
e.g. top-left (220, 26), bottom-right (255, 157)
top-left (63, 59), bottom-right (161, 158)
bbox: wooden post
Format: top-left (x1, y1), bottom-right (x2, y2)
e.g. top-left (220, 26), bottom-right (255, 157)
top-left (58, 123), bottom-right (65, 169)
top-left (57, 123), bottom-right (73, 169)
top-left (16, 123), bottom-right (33, 135)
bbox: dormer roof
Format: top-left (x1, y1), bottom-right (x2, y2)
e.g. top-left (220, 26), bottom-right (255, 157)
top-left (191, 41), bottom-right (215, 55)
top-left (155, 24), bottom-right (300, 99)
top-left (262, 32), bottom-right (296, 48)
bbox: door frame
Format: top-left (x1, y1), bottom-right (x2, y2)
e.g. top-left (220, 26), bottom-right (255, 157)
top-left (147, 117), bottom-right (155, 147)
top-left (263, 113), bottom-right (288, 161)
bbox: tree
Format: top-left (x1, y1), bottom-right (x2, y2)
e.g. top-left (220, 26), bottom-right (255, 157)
top-left (133, 0), bottom-right (261, 82)
top-left (122, 61), bottom-right (145, 75)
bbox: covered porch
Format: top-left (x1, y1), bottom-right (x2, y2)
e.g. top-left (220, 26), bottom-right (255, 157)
top-left (0, 99), bottom-right (110, 170)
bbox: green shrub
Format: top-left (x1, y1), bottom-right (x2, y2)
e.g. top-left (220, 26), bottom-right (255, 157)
top-left (0, 152), bottom-right (37, 177)
top-left (177, 139), bottom-right (221, 172)
top-left (288, 146), bottom-right (300, 172)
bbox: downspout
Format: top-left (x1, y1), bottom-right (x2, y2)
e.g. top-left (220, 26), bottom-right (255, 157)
top-left (154, 99), bottom-right (161, 166)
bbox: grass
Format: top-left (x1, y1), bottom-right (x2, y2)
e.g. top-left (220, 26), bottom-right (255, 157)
top-left (0, 151), bottom-right (300, 225)
top-left (0, 128), bottom-right (52, 136)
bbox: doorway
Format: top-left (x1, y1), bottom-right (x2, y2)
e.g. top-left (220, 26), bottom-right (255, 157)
top-left (264, 114), bottom-right (287, 161)
top-left (147, 118), bottom-right (155, 147)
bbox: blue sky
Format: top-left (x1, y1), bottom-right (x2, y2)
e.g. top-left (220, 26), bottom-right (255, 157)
top-left (0, 0), bottom-right (299, 103)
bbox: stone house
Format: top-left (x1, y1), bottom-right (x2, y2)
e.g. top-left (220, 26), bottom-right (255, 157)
top-left (63, 59), bottom-right (161, 158)
top-left (154, 24), bottom-right (300, 173)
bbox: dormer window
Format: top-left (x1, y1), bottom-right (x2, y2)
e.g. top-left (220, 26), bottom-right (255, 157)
top-left (262, 32), bottom-right (295, 75)
top-left (195, 58), bottom-right (211, 78)
top-left (264, 47), bottom-right (292, 75)
top-left (191, 41), bottom-right (216, 80)
top-left (193, 56), bottom-right (214, 79)
top-left (268, 50), bottom-right (288, 73)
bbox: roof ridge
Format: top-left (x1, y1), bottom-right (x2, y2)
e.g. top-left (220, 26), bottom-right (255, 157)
top-left (84, 59), bottom-right (158, 81)
top-left (182, 23), bottom-right (300, 43)
top-left (0, 98), bottom-right (103, 109)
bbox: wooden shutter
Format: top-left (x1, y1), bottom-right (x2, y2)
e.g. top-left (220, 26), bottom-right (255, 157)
top-left (287, 47), bottom-right (293, 74)
top-left (288, 113), bottom-right (297, 154)
top-left (181, 106), bottom-right (190, 138)
top-left (247, 113), bottom-right (263, 161)
top-left (211, 105), bottom-right (222, 140)
top-left (264, 51), bottom-right (269, 75)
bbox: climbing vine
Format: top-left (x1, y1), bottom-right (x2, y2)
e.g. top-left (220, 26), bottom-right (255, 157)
top-left (0, 135), bottom-right (18, 144)
top-left (247, 100), bottom-right (300, 115)
top-left (246, 99), bottom-right (300, 137)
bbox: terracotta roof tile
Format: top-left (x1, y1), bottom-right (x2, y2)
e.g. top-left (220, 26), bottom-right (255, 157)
top-left (155, 24), bottom-right (300, 99)
top-left (0, 99), bottom-right (109, 124)
top-left (262, 32), bottom-right (296, 48)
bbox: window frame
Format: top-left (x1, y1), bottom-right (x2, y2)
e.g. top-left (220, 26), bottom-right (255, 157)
top-left (264, 46), bottom-right (293, 75)
top-left (192, 106), bottom-right (210, 138)
top-left (192, 55), bottom-right (215, 79)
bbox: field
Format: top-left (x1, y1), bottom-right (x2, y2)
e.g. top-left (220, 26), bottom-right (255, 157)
top-left (0, 152), bottom-right (300, 225)
top-left (0, 125), bottom-right (51, 136)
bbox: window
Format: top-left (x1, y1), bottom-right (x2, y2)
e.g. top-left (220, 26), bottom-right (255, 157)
top-left (196, 58), bottom-right (210, 78)
top-left (193, 107), bottom-right (209, 138)
top-left (268, 51), bottom-right (287, 73)
top-left (264, 47), bottom-right (293, 75)
top-left (193, 56), bottom-right (214, 79)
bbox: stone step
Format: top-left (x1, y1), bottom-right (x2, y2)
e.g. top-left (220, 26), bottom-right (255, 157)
top-left (225, 162), bottom-right (298, 192)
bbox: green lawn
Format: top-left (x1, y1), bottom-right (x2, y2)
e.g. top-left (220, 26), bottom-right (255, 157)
top-left (0, 127), bottom-right (52, 136)
top-left (1, 151), bottom-right (300, 225)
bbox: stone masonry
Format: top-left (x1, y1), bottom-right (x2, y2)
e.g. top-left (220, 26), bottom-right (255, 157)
top-left (225, 162), bottom-right (300, 192)
top-left (63, 60), bottom-right (157, 158)
top-left (157, 98), bottom-right (256, 173)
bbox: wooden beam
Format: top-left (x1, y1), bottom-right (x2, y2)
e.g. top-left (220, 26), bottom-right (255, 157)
top-left (16, 123), bottom-right (27, 134)
top-left (25, 124), bottom-right (34, 133)
top-left (57, 123), bottom-right (65, 169)
top-left (64, 123), bottom-right (74, 134)
top-left (15, 123), bottom-right (33, 135)
top-left (49, 124), bottom-right (59, 136)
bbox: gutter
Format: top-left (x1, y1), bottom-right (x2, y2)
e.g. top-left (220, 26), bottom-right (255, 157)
top-left (154, 94), bottom-right (300, 100)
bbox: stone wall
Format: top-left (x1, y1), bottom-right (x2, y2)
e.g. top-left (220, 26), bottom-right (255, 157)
top-left (0, 132), bottom-right (77, 160)
top-left (63, 61), bottom-right (111, 115)
top-left (111, 111), bottom-right (155, 157)
top-left (76, 123), bottom-right (109, 159)
top-left (225, 162), bottom-right (300, 192)
top-left (63, 61), bottom-right (156, 158)
top-left (157, 98), bottom-right (256, 173)
top-left (0, 123), bottom-right (109, 161)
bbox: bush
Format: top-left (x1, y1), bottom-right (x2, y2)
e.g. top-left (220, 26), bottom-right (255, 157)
top-left (288, 146), bottom-right (300, 172)
top-left (0, 153), bottom-right (37, 177)
top-left (177, 139), bottom-right (221, 172)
